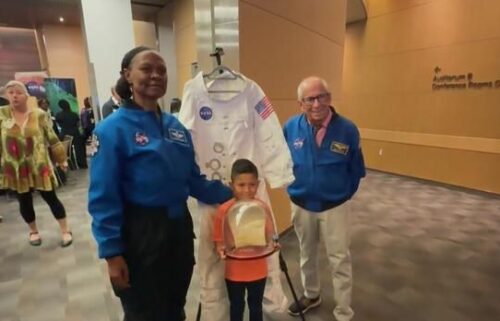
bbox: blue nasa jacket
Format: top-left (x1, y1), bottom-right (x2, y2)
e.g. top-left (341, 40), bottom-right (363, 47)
top-left (283, 109), bottom-right (366, 212)
top-left (88, 100), bottom-right (232, 258)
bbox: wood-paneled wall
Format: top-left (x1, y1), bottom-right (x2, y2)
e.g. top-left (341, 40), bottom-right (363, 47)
top-left (240, 0), bottom-right (347, 232)
top-left (173, 0), bottom-right (196, 98)
top-left (0, 27), bottom-right (41, 86)
top-left (42, 25), bottom-right (90, 106)
top-left (342, 0), bottom-right (500, 194)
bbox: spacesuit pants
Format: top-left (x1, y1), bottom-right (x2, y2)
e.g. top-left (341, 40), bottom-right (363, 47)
top-left (196, 201), bottom-right (288, 321)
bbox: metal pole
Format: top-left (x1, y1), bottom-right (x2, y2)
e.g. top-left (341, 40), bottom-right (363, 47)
top-left (279, 251), bottom-right (306, 321)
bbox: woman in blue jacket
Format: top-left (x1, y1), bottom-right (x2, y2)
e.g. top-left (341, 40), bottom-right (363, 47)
top-left (88, 46), bottom-right (232, 321)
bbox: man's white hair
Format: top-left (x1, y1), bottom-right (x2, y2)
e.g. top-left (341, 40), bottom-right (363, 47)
top-left (297, 76), bottom-right (330, 100)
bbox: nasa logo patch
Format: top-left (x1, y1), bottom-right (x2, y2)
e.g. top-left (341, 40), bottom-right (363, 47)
top-left (293, 138), bottom-right (304, 149)
top-left (135, 132), bottom-right (149, 146)
top-left (199, 106), bottom-right (213, 120)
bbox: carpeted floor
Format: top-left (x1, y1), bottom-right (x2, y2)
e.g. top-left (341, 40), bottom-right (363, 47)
top-left (0, 169), bottom-right (499, 321)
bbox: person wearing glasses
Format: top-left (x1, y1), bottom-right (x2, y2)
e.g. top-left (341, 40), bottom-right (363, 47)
top-left (283, 76), bottom-right (365, 321)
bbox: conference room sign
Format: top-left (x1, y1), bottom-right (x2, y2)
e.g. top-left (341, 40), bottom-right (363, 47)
top-left (432, 66), bottom-right (500, 90)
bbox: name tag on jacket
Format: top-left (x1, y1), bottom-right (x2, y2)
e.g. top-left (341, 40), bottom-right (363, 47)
top-left (330, 141), bottom-right (349, 155)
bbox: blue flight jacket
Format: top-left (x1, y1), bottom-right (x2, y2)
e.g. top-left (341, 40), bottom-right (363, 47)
top-left (88, 100), bottom-right (232, 258)
top-left (283, 109), bottom-right (366, 212)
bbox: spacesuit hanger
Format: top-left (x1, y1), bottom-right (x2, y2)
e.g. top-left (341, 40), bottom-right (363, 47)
top-left (203, 47), bottom-right (245, 94)
top-left (204, 65), bottom-right (240, 80)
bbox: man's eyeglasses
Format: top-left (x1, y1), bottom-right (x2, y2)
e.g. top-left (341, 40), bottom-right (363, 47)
top-left (301, 93), bottom-right (330, 106)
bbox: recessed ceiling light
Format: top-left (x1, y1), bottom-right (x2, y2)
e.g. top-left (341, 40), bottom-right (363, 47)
top-left (59, 17), bottom-right (65, 23)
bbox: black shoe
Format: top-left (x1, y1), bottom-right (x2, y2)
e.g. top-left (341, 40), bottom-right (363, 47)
top-left (288, 296), bottom-right (322, 316)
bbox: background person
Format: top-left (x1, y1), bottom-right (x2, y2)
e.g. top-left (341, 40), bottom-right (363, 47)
top-left (0, 86), bottom-right (8, 106)
top-left (0, 80), bottom-right (72, 246)
top-left (88, 46), bottom-right (232, 321)
top-left (80, 97), bottom-right (95, 142)
top-left (37, 97), bottom-right (60, 136)
top-left (55, 99), bottom-right (87, 169)
top-left (0, 86), bottom-right (8, 222)
top-left (101, 86), bottom-right (121, 119)
top-left (283, 76), bottom-right (365, 321)
top-left (170, 97), bottom-right (181, 117)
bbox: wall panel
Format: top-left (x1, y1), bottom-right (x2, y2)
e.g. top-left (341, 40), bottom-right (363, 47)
top-left (174, 0), bottom-right (196, 97)
top-left (42, 25), bottom-right (90, 106)
top-left (343, 0), bottom-right (500, 193)
top-left (240, 0), bottom-right (347, 231)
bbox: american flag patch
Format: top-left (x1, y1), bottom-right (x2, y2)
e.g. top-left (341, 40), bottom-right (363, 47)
top-left (254, 96), bottom-right (274, 120)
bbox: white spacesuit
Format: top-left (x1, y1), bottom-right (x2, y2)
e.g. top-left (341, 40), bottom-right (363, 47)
top-left (179, 71), bottom-right (294, 321)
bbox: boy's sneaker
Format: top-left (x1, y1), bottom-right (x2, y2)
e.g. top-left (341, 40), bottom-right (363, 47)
top-left (287, 296), bottom-right (322, 316)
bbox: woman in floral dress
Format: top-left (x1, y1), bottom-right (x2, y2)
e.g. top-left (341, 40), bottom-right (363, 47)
top-left (0, 81), bottom-right (72, 247)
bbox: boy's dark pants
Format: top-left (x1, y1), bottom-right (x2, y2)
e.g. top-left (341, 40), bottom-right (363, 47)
top-left (225, 277), bottom-right (267, 321)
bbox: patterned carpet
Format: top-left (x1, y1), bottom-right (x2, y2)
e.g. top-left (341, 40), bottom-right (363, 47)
top-left (0, 169), bottom-right (499, 321)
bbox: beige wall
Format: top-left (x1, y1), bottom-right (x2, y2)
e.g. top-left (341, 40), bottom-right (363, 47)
top-left (342, 0), bottom-right (500, 194)
top-left (133, 20), bottom-right (157, 49)
top-left (240, 0), bottom-right (347, 232)
top-left (173, 0), bottom-right (196, 97)
top-left (42, 25), bottom-right (90, 107)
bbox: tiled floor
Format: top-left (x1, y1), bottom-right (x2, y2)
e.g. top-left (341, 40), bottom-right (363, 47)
top-left (0, 169), bottom-right (499, 321)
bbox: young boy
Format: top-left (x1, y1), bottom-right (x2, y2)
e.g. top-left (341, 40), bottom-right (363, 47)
top-left (213, 158), bottom-right (277, 321)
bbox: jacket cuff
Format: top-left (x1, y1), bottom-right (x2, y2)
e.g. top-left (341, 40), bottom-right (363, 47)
top-left (98, 239), bottom-right (124, 259)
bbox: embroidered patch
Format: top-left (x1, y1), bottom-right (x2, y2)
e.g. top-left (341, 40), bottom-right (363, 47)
top-left (168, 128), bottom-right (188, 143)
top-left (135, 132), bottom-right (149, 145)
top-left (199, 106), bottom-right (213, 120)
top-left (254, 96), bottom-right (274, 120)
top-left (89, 134), bottom-right (100, 156)
top-left (330, 141), bottom-right (349, 155)
top-left (293, 138), bottom-right (304, 149)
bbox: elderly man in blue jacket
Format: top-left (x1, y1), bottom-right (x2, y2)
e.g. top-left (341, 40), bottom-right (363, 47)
top-left (283, 76), bottom-right (365, 321)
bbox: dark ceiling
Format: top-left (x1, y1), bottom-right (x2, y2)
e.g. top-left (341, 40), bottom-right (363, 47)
top-left (0, 0), bottom-right (365, 30)
top-left (0, 0), bottom-right (172, 29)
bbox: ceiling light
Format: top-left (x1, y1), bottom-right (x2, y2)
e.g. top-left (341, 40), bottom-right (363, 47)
top-left (59, 17), bottom-right (65, 23)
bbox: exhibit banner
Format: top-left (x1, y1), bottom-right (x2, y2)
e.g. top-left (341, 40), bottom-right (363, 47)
top-left (14, 71), bottom-right (48, 99)
top-left (44, 78), bottom-right (79, 114)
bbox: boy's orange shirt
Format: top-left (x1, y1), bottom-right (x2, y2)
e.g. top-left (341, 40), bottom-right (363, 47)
top-left (213, 198), bottom-right (268, 282)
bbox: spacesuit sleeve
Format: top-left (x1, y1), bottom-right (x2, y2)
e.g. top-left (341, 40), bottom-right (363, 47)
top-left (252, 88), bottom-right (294, 189)
top-left (88, 126), bottom-right (125, 259)
top-left (178, 80), bottom-right (197, 131)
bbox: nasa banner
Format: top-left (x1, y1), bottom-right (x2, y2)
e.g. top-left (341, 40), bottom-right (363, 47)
top-left (14, 71), bottom-right (48, 99)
